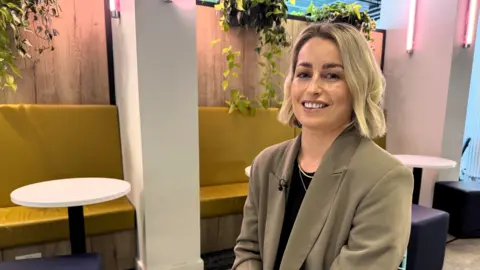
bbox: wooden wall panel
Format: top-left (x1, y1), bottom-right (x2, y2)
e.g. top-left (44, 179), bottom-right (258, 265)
top-left (2, 0), bottom-right (109, 104)
top-left (197, 5), bottom-right (385, 107)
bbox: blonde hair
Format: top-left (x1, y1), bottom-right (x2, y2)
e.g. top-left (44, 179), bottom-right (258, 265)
top-left (277, 23), bottom-right (386, 139)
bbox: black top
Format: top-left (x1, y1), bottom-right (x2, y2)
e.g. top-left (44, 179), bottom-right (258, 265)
top-left (273, 159), bottom-right (314, 270)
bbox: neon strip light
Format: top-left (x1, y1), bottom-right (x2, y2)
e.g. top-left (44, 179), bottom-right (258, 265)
top-left (110, 0), bottom-right (120, 18)
top-left (465, 0), bottom-right (478, 48)
top-left (406, 0), bottom-right (417, 53)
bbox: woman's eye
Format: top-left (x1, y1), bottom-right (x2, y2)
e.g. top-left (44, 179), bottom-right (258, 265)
top-left (324, 73), bottom-right (340, 80)
top-left (296, 72), bottom-right (310, 78)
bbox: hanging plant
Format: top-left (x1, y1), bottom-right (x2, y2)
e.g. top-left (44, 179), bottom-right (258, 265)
top-left (213, 0), bottom-right (293, 116)
top-left (0, 0), bottom-right (61, 92)
top-left (306, 2), bottom-right (376, 42)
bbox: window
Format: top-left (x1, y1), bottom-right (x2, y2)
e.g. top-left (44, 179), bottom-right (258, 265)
top-left (198, 0), bottom-right (382, 21)
top-left (287, 0), bottom-right (381, 21)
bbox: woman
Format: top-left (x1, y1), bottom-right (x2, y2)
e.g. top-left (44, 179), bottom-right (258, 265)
top-left (233, 23), bottom-right (413, 270)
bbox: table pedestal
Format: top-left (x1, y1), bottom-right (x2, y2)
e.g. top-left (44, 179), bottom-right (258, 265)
top-left (412, 167), bottom-right (423, 204)
top-left (68, 206), bottom-right (86, 254)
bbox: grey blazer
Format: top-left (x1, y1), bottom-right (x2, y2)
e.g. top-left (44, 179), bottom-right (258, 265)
top-left (233, 127), bottom-right (414, 270)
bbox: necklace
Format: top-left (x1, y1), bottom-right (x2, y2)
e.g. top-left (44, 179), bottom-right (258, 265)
top-left (297, 164), bottom-right (313, 192)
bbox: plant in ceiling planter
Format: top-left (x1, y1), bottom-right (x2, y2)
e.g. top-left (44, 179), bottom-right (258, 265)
top-left (306, 2), bottom-right (376, 42)
top-left (213, 0), bottom-right (293, 116)
top-left (0, 0), bottom-right (61, 92)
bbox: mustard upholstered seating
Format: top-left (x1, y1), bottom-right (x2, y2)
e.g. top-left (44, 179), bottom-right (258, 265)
top-left (0, 104), bottom-right (134, 249)
top-left (199, 107), bottom-right (295, 218)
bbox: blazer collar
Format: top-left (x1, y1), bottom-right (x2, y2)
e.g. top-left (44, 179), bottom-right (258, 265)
top-left (269, 125), bottom-right (362, 270)
top-left (273, 124), bottom-right (361, 182)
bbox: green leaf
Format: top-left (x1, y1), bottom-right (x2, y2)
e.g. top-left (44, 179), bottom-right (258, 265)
top-left (261, 97), bottom-right (269, 109)
top-left (5, 74), bottom-right (14, 85)
top-left (289, 0), bottom-right (296, 5)
top-left (222, 46), bottom-right (232, 54)
top-left (222, 80), bottom-right (229, 91)
top-left (353, 4), bottom-right (361, 19)
top-left (210, 38), bottom-right (221, 46)
top-left (230, 89), bottom-right (240, 102)
top-left (237, 100), bottom-right (247, 114)
top-left (228, 103), bottom-right (235, 114)
top-left (214, 3), bottom-right (224, 10)
top-left (223, 69), bottom-right (230, 78)
top-left (236, 0), bottom-right (244, 11)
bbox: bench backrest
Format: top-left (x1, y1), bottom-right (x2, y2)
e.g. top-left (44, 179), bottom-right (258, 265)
top-left (199, 107), bottom-right (295, 187)
top-left (0, 105), bottom-right (123, 207)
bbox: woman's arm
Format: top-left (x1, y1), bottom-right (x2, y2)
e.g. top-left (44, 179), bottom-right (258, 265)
top-left (330, 165), bottom-right (414, 270)
top-left (232, 161), bottom-right (262, 270)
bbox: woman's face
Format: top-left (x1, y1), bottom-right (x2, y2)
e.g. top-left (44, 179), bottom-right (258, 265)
top-left (291, 37), bottom-right (353, 132)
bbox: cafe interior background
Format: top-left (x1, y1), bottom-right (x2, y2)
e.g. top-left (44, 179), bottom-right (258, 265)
top-left (0, 0), bottom-right (480, 270)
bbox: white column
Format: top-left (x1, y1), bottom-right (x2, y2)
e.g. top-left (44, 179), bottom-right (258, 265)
top-left (113, 0), bottom-right (202, 269)
top-left (380, 0), bottom-right (479, 206)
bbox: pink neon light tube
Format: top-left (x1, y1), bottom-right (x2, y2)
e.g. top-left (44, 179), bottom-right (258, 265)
top-left (406, 0), bottom-right (417, 53)
top-left (466, 0), bottom-right (478, 47)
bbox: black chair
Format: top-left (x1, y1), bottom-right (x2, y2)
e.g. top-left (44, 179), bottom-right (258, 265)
top-left (0, 253), bottom-right (102, 270)
top-left (433, 181), bottom-right (480, 238)
top-left (407, 204), bottom-right (449, 270)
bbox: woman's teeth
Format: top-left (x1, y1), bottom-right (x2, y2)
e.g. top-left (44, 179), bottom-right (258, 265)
top-left (304, 102), bottom-right (328, 109)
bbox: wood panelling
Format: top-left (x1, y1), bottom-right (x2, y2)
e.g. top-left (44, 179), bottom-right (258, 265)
top-left (196, 5), bottom-right (385, 107)
top-left (1, 0), bottom-right (109, 104)
top-left (201, 214), bottom-right (243, 253)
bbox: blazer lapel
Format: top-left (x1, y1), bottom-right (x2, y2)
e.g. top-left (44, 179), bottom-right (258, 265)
top-left (262, 137), bottom-right (301, 270)
top-left (280, 127), bottom-right (361, 270)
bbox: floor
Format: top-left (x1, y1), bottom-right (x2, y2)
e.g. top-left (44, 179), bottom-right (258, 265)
top-left (444, 237), bottom-right (480, 270)
top-left (202, 237), bottom-right (480, 270)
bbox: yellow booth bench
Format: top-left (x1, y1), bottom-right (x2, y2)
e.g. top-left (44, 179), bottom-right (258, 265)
top-left (198, 107), bottom-right (296, 252)
top-left (0, 105), bottom-right (135, 270)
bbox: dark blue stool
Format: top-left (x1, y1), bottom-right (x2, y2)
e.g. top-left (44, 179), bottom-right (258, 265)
top-left (0, 253), bottom-right (102, 270)
top-left (433, 181), bottom-right (480, 238)
top-left (407, 204), bottom-right (449, 270)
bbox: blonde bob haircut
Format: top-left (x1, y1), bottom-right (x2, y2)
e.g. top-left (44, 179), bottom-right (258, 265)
top-left (277, 22), bottom-right (386, 139)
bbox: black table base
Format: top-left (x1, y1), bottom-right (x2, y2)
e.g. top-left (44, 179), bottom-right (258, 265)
top-left (412, 167), bottom-right (423, 204)
top-left (68, 206), bottom-right (86, 254)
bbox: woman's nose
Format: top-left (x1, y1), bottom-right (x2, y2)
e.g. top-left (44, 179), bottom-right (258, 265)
top-left (306, 80), bottom-right (322, 95)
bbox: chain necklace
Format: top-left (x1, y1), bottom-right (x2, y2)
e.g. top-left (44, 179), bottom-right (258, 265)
top-left (298, 163), bottom-right (313, 192)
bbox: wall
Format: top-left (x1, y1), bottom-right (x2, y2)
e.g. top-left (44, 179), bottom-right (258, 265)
top-left (3, 0), bottom-right (110, 104)
top-left (381, 0), bottom-right (479, 206)
top-left (197, 5), bottom-right (385, 107)
top-left (113, 1), bottom-right (203, 270)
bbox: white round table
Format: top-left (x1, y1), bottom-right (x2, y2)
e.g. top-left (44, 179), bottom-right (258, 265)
top-left (245, 166), bottom-right (251, 178)
top-left (393, 155), bottom-right (456, 204)
top-left (10, 177), bottom-right (131, 254)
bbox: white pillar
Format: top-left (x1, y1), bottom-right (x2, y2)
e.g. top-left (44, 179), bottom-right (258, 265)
top-left (113, 0), bottom-right (202, 269)
top-left (381, 0), bottom-right (479, 206)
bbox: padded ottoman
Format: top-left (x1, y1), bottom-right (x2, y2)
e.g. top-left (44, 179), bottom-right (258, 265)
top-left (433, 181), bottom-right (480, 238)
top-left (407, 204), bottom-right (449, 270)
top-left (0, 253), bottom-right (102, 270)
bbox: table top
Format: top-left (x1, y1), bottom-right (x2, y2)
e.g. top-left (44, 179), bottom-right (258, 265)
top-left (10, 178), bottom-right (131, 208)
top-left (393, 155), bottom-right (457, 169)
top-left (245, 166), bottom-right (251, 178)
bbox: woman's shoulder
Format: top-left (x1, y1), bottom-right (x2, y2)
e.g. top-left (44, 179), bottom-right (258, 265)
top-left (253, 138), bottom-right (295, 167)
top-left (352, 138), bottom-right (411, 182)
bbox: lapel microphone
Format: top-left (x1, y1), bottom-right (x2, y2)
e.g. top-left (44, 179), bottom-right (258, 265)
top-left (278, 179), bottom-right (288, 191)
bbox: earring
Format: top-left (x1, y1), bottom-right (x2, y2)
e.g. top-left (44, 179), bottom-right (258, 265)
top-left (295, 119), bottom-right (302, 128)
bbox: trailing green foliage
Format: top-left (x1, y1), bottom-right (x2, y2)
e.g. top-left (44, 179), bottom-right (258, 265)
top-left (0, 0), bottom-right (60, 92)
